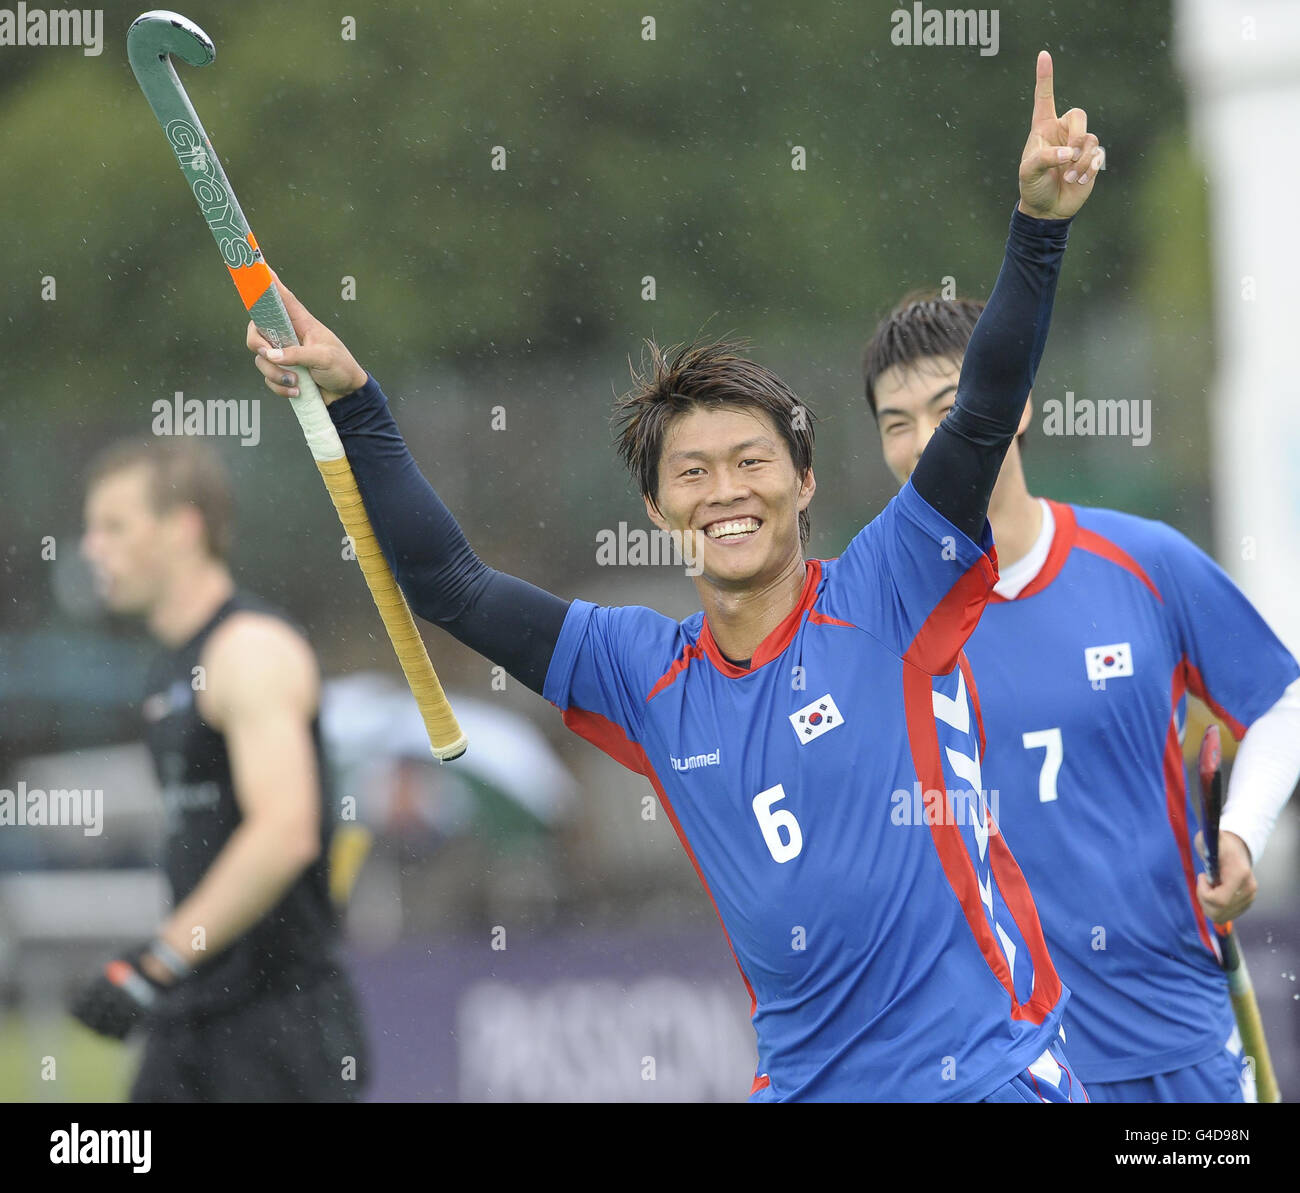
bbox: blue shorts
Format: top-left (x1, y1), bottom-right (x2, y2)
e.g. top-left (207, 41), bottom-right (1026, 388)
top-left (1083, 1027), bottom-right (1256, 1104)
top-left (981, 1037), bottom-right (1089, 1103)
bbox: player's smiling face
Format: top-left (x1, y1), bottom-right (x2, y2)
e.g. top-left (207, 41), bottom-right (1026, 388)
top-left (647, 404), bottom-right (814, 588)
top-left (873, 356), bottom-right (964, 485)
top-left (874, 355), bottom-right (1033, 487)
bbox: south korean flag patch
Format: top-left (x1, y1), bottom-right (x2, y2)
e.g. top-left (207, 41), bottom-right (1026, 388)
top-left (789, 694), bottom-right (844, 744)
top-left (1085, 642), bottom-right (1134, 683)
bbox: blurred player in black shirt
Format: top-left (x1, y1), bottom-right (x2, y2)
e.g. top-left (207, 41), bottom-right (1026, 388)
top-left (72, 437), bottom-right (367, 1102)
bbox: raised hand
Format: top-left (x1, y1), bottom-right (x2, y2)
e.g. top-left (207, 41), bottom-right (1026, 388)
top-left (1018, 50), bottom-right (1103, 221)
top-left (247, 274), bottom-right (370, 405)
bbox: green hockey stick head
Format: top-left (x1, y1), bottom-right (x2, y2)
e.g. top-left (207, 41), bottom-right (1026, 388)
top-left (127, 10), bottom-right (213, 80)
top-left (126, 10), bottom-right (284, 337)
top-left (125, 10), bottom-right (470, 763)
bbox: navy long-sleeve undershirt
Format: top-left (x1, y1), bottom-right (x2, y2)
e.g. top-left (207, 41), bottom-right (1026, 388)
top-left (326, 384), bottom-right (570, 695)
top-left (914, 206), bottom-right (1070, 541)
top-left (326, 205), bottom-right (1070, 697)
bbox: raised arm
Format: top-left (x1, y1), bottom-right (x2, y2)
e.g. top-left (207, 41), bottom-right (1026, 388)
top-left (911, 51), bottom-right (1102, 542)
top-left (246, 285), bottom-right (569, 695)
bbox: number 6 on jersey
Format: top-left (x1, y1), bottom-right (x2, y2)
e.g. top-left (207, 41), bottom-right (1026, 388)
top-left (753, 784), bottom-right (804, 862)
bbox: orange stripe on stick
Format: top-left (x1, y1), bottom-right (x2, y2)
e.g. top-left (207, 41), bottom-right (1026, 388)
top-left (228, 233), bottom-right (272, 309)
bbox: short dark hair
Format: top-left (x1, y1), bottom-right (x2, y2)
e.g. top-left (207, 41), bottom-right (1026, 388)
top-left (862, 292), bottom-right (985, 417)
top-left (612, 337), bottom-right (817, 547)
top-left (86, 437), bottom-right (234, 562)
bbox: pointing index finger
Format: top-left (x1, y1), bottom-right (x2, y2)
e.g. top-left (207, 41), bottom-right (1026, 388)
top-left (1032, 49), bottom-right (1056, 126)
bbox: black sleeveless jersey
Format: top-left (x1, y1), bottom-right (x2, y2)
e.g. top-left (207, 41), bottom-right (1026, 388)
top-left (141, 590), bottom-right (340, 1020)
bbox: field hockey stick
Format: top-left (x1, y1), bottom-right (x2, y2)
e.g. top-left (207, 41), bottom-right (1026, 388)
top-left (127, 10), bottom-right (466, 760)
top-left (1197, 725), bottom-right (1279, 1101)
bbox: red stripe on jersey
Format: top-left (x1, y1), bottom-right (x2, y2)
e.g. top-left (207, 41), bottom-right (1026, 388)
top-left (989, 500), bottom-right (1164, 606)
top-left (987, 818), bottom-right (1062, 1021)
top-left (1183, 659), bottom-right (1248, 740)
top-left (901, 542), bottom-right (1018, 1007)
top-left (1164, 664), bottom-right (1217, 956)
top-left (560, 705), bottom-right (762, 1023)
top-left (750, 1072), bottom-right (771, 1095)
top-left (562, 705), bottom-right (649, 776)
top-left (1074, 525), bottom-right (1163, 604)
top-left (647, 767), bottom-right (761, 1021)
top-left (904, 552), bottom-right (998, 674)
top-left (901, 664), bottom-right (1018, 1003)
top-left (808, 609), bottom-right (856, 629)
top-left (904, 563), bottom-right (1061, 1026)
top-left (957, 652), bottom-right (987, 758)
top-left (646, 642), bottom-right (708, 701)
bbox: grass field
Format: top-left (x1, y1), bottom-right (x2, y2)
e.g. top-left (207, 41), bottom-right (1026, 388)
top-left (0, 1011), bottom-right (135, 1102)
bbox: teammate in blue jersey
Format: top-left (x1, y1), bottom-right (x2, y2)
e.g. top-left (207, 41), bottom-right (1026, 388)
top-left (246, 53), bottom-right (1103, 1101)
top-left (862, 294), bottom-right (1300, 1103)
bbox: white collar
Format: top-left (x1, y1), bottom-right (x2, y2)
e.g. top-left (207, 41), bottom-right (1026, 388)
top-left (993, 498), bottom-right (1054, 600)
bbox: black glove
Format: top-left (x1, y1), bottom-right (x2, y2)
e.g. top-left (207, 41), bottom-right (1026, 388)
top-left (69, 942), bottom-right (178, 1040)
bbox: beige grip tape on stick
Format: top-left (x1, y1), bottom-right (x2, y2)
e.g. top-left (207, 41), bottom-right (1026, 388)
top-left (316, 454), bottom-right (468, 761)
top-left (1230, 987), bottom-right (1280, 1102)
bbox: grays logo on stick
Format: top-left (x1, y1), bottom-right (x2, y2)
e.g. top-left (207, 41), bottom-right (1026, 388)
top-left (789, 694), bottom-right (844, 744)
top-left (1085, 642), bottom-right (1133, 683)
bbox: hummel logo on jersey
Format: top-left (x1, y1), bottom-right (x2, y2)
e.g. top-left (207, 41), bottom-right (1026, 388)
top-left (789, 694), bottom-right (844, 744)
top-left (1085, 642), bottom-right (1134, 683)
top-left (670, 749), bottom-right (721, 772)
